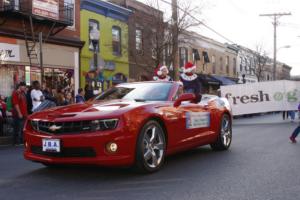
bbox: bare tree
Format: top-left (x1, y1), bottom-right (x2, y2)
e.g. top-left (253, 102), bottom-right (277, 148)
top-left (253, 44), bottom-right (269, 82)
top-left (142, 0), bottom-right (204, 78)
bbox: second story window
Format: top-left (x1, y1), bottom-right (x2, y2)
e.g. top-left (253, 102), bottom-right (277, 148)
top-left (136, 28), bottom-right (143, 52)
top-left (233, 58), bottom-right (236, 75)
top-left (65, 0), bottom-right (75, 29)
top-left (212, 55), bottom-right (216, 74)
top-left (220, 57), bottom-right (223, 71)
top-left (226, 56), bottom-right (229, 74)
top-left (112, 26), bottom-right (121, 55)
top-left (89, 19), bottom-right (100, 52)
top-left (179, 47), bottom-right (188, 68)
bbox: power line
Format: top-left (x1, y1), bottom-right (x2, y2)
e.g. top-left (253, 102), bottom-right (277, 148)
top-left (158, 0), bottom-right (236, 44)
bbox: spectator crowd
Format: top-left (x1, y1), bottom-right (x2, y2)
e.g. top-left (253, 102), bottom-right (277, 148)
top-left (0, 81), bottom-right (96, 145)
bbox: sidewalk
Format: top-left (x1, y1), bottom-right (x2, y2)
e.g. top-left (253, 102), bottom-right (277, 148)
top-left (233, 112), bottom-right (300, 125)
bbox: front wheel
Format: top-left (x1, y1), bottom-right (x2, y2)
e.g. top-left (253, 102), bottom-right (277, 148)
top-left (135, 120), bottom-right (166, 173)
top-left (210, 114), bottom-right (232, 151)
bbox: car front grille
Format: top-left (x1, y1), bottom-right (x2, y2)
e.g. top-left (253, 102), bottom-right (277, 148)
top-left (30, 146), bottom-right (96, 158)
top-left (30, 119), bottom-right (118, 135)
top-left (30, 120), bottom-right (95, 135)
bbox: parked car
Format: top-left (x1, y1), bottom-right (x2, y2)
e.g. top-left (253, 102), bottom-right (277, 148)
top-left (24, 81), bottom-right (232, 173)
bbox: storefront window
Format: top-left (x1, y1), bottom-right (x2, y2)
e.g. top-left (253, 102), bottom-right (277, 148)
top-left (25, 66), bottom-right (41, 85)
top-left (0, 65), bottom-right (25, 97)
top-left (44, 68), bottom-right (74, 91)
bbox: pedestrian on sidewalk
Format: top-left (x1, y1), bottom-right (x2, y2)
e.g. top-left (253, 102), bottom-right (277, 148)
top-left (75, 88), bottom-right (85, 103)
top-left (282, 110), bottom-right (288, 120)
top-left (0, 95), bottom-right (7, 136)
top-left (31, 81), bottom-right (44, 112)
top-left (12, 82), bottom-right (28, 145)
top-left (289, 103), bottom-right (300, 143)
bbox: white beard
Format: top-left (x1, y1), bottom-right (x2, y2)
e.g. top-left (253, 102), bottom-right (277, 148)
top-left (180, 73), bottom-right (197, 81)
top-left (153, 76), bottom-right (171, 81)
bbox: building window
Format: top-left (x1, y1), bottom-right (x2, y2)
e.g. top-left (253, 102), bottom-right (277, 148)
top-left (202, 51), bottom-right (210, 63)
top-left (65, 0), bottom-right (75, 29)
top-left (151, 29), bottom-right (157, 59)
top-left (112, 26), bottom-right (121, 55)
top-left (233, 58), bottom-right (236, 75)
top-left (212, 55), bottom-right (216, 74)
top-left (226, 56), bottom-right (229, 74)
top-left (88, 19), bottom-right (100, 52)
top-left (192, 49), bottom-right (200, 62)
top-left (136, 28), bottom-right (143, 52)
top-left (179, 47), bottom-right (188, 68)
top-left (220, 57), bottom-right (223, 71)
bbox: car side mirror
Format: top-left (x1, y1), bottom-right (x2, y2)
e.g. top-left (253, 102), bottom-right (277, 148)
top-left (174, 93), bottom-right (196, 107)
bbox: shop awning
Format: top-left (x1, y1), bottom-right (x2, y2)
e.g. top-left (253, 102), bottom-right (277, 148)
top-left (210, 75), bottom-right (236, 85)
top-left (198, 74), bottom-right (221, 86)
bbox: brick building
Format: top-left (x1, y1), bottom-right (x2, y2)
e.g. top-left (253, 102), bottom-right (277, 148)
top-left (109, 0), bottom-right (164, 81)
top-left (0, 0), bottom-right (83, 97)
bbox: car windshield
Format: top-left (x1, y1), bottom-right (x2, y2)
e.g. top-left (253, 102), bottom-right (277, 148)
top-left (94, 82), bottom-right (173, 101)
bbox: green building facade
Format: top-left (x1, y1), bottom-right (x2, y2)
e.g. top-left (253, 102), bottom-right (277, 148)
top-left (80, 0), bottom-right (131, 91)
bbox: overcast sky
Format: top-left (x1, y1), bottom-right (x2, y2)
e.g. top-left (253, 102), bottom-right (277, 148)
top-left (138, 0), bottom-right (300, 75)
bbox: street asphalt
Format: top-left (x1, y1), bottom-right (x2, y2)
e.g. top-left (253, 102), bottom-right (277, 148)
top-left (0, 122), bottom-right (300, 200)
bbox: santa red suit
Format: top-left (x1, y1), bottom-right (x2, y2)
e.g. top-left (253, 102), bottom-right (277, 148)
top-left (180, 62), bottom-right (202, 101)
top-left (153, 65), bottom-right (172, 81)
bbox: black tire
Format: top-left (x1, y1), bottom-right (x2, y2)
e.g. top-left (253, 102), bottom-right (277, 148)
top-left (135, 120), bottom-right (166, 173)
top-left (210, 114), bottom-right (232, 151)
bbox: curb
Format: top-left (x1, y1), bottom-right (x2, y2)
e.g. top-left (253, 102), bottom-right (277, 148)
top-left (233, 119), bottom-right (300, 126)
top-left (0, 136), bottom-right (13, 146)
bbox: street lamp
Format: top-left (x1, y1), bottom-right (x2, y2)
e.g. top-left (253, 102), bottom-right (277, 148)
top-left (89, 26), bottom-right (100, 70)
top-left (274, 45), bottom-right (291, 80)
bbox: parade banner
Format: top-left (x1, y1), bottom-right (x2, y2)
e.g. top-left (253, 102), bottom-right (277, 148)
top-left (32, 0), bottom-right (59, 20)
top-left (220, 80), bottom-right (300, 115)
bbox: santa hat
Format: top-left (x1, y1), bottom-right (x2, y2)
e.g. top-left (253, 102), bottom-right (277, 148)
top-left (183, 62), bottom-right (196, 73)
top-left (155, 65), bottom-right (169, 76)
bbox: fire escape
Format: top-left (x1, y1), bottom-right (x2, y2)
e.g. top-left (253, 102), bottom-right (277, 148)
top-left (0, 0), bottom-right (74, 66)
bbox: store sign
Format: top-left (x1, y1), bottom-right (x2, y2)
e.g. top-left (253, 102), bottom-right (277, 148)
top-left (0, 43), bottom-right (20, 62)
top-left (105, 61), bottom-right (116, 71)
top-left (32, 0), bottom-right (59, 20)
top-left (221, 80), bottom-right (300, 116)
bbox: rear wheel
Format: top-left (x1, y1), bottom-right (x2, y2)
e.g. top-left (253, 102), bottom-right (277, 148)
top-left (135, 120), bottom-right (166, 173)
top-left (210, 114), bottom-right (232, 151)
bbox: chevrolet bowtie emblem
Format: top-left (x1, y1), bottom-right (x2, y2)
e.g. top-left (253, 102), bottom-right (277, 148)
top-left (49, 124), bottom-right (62, 132)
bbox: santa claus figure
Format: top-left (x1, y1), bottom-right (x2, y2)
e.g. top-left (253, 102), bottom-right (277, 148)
top-left (153, 65), bottom-right (172, 81)
top-left (180, 62), bottom-right (202, 102)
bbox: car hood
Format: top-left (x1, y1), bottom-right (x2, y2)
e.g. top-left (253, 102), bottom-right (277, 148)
top-left (28, 100), bottom-right (164, 121)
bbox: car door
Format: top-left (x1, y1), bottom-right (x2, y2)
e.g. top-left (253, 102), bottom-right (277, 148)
top-left (174, 101), bottom-right (215, 147)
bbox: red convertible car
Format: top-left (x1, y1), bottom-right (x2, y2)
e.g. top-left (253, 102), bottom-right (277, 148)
top-left (24, 81), bottom-right (232, 173)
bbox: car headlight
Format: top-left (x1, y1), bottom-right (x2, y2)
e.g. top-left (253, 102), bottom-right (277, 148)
top-left (30, 120), bottom-right (39, 130)
top-left (91, 119), bottom-right (119, 131)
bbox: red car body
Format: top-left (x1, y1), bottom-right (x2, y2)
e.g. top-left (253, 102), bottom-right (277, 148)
top-left (24, 82), bottom-right (232, 170)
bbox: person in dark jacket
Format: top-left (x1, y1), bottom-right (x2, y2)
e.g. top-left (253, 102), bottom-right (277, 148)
top-left (75, 88), bottom-right (85, 103)
top-left (179, 62), bottom-right (202, 102)
top-left (289, 103), bottom-right (300, 143)
top-left (84, 83), bottom-right (94, 101)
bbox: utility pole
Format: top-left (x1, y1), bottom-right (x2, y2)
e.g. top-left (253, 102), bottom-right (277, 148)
top-left (259, 12), bottom-right (291, 80)
top-left (39, 32), bottom-right (43, 85)
top-left (171, 0), bottom-right (179, 80)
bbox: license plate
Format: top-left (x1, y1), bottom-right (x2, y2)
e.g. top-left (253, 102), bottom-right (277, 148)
top-left (42, 139), bottom-right (61, 153)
